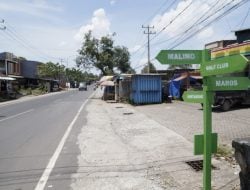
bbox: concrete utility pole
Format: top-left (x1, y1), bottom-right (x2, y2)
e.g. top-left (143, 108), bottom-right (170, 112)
top-left (58, 58), bottom-right (64, 84)
top-left (142, 25), bottom-right (155, 73)
top-left (0, 19), bottom-right (6, 30)
top-left (0, 20), bottom-right (7, 76)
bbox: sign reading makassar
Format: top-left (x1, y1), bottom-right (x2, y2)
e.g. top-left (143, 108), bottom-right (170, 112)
top-left (207, 77), bottom-right (250, 91)
top-left (201, 54), bottom-right (249, 76)
top-left (182, 91), bottom-right (204, 103)
top-left (156, 50), bottom-right (202, 65)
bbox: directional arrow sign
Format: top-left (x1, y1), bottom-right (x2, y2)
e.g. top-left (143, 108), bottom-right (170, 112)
top-left (156, 50), bottom-right (202, 65)
top-left (201, 54), bottom-right (249, 76)
top-left (182, 91), bottom-right (204, 103)
top-left (207, 77), bottom-right (250, 91)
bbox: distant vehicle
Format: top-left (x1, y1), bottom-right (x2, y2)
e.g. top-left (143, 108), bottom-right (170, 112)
top-left (79, 82), bottom-right (87, 91)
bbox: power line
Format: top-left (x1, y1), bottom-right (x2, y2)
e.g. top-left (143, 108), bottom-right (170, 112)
top-left (5, 23), bottom-right (58, 61)
top-left (169, 0), bottom-right (248, 49)
top-left (3, 29), bottom-right (50, 61)
top-left (166, 0), bottom-right (230, 48)
top-left (142, 0), bottom-right (178, 26)
top-left (142, 25), bottom-right (155, 73)
top-left (0, 20), bottom-right (63, 62)
top-left (239, 3), bottom-right (250, 29)
top-left (130, 0), bottom-right (179, 57)
top-left (150, 0), bottom-right (193, 42)
top-left (153, 0), bottom-right (237, 49)
top-left (149, 0), bottom-right (232, 48)
top-left (132, 49), bottom-right (147, 71)
top-left (151, 0), bottom-right (224, 46)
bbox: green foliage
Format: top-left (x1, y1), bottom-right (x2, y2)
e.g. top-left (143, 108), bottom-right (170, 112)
top-left (37, 60), bottom-right (98, 84)
top-left (215, 144), bottom-right (233, 158)
top-left (38, 61), bottom-right (64, 80)
top-left (141, 62), bottom-right (156, 73)
top-left (76, 31), bottom-right (132, 75)
top-left (114, 46), bottom-right (131, 73)
top-left (18, 87), bottom-right (32, 96)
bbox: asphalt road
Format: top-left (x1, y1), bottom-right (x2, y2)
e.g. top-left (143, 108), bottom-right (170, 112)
top-left (0, 88), bottom-right (93, 190)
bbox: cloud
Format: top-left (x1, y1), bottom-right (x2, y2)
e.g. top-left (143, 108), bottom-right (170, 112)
top-left (197, 26), bottom-right (214, 39)
top-left (59, 41), bottom-right (67, 47)
top-left (74, 8), bottom-right (111, 41)
top-left (150, 0), bottom-right (215, 40)
top-left (110, 0), bottom-right (116, 5)
top-left (0, 1), bottom-right (63, 21)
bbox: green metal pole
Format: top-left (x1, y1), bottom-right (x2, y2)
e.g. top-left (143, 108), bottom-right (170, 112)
top-left (202, 50), bottom-right (212, 190)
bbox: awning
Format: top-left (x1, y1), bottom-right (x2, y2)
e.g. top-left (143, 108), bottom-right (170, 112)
top-left (98, 76), bottom-right (114, 84)
top-left (100, 80), bottom-right (114, 86)
top-left (173, 75), bottom-right (202, 81)
top-left (0, 76), bottom-right (16, 81)
top-left (173, 75), bottom-right (187, 81)
top-left (8, 75), bottom-right (24, 78)
top-left (190, 75), bottom-right (203, 79)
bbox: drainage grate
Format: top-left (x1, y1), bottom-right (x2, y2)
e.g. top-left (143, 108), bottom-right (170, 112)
top-left (115, 106), bottom-right (124, 109)
top-left (123, 112), bottom-right (134, 115)
top-left (185, 160), bottom-right (217, 172)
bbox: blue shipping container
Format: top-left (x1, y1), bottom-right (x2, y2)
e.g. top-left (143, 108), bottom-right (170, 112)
top-left (130, 74), bottom-right (162, 104)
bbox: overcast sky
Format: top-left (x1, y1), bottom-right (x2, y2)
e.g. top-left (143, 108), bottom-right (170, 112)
top-left (0, 0), bottom-right (249, 73)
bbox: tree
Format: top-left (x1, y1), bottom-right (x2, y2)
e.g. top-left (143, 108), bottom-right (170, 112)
top-left (113, 46), bottom-right (131, 73)
top-left (76, 31), bottom-right (132, 75)
top-left (38, 62), bottom-right (64, 79)
top-left (141, 62), bottom-right (156, 73)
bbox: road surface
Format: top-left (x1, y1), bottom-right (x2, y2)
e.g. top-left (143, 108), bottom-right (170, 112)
top-left (0, 89), bottom-right (93, 190)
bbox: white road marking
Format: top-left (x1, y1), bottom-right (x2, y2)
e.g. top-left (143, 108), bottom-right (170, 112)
top-left (34, 93), bottom-right (93, 190)
top-left (0, 109), bottom-right (34, 122)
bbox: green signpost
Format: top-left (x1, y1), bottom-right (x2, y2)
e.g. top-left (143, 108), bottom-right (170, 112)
top-left (156, 50), bottom-right (202, 65)
top-left (182, 91), bottom-right (204, 103)
top-left (156, 48), bottom-right (250, 190)
top-left (201, 54), bottom-right (249, 76)
top-left (207, 77), bottom-right (250, 91)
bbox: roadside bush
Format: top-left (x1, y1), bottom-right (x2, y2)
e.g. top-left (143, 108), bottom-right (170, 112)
top-left (18, 87), bottom-right (32, 95)
top-left (32, 87), bottom-right (47, 96)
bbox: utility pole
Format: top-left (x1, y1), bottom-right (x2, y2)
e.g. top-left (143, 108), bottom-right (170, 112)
top-left (142, 25), bottom-right (155, 73)
top-left (0, 20), bottom-right (7, 76)
top-left (58, 58), bottom-right (64, 85)
top-left (0, 20), bottom-right (6, 30)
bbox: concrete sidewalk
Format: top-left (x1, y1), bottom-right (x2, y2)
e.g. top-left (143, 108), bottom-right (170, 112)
top-left (71, 90), bottom-right (240, 190)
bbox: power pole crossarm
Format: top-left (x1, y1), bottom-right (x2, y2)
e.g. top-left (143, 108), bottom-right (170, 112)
top-left (142, 25), bottom-right (155, 73)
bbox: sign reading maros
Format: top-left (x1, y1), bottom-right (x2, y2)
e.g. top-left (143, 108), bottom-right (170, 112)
top-left (207, 77), bottom-right (250, 91)
top-left (156, 50), bottom-right (202, 65)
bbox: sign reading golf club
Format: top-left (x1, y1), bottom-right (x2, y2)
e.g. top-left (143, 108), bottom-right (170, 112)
top-left (182, 91), bottom-right (204, 103)
top-left (156, 50), bottom-right (202, 65)
top-left (155, 48), bottom-right (249, 190)
top-left (207, 77), bottom-right (250, 91)
top-left (201, 54), bottom-right (249, 76)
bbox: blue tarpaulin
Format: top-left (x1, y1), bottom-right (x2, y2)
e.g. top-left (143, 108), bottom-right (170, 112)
top-left (169, 80), bottom-right (181, 98)
top-left (168, 73), bottom-right (201, 99)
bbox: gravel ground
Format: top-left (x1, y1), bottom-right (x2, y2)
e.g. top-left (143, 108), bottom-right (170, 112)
top-left (70, 92), bottom-right (243, 190)
top-left (135, 101), bottom-right (250, 146)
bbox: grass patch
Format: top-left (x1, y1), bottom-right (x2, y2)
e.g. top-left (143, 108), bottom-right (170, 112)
top-left (216, 144), bottom-right (233, 157)
top-left (214, 144), bottom-right (235, 164)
